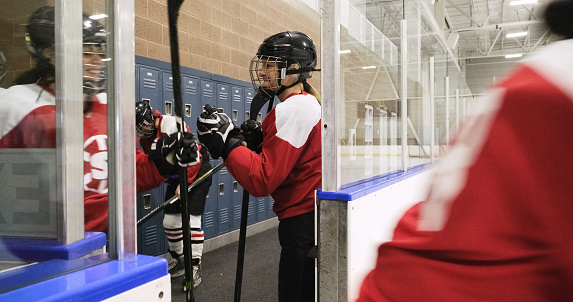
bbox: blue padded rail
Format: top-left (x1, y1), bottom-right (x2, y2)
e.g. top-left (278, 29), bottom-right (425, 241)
top-left (317, 164), bottom-right (432, 201)
top-left (0, 232), bottom-right (106, 262)
top-left (0, 255), bottom-right (167, 302)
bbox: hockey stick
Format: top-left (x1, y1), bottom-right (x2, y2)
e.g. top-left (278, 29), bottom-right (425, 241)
top-left (234, 93), bottom-right (270, 301)
top-left (234, 188), bottom-right (250, 302)
top-left (167, 0), bottom-right (194, 300)
top-left (137, 161), bottom-right (224, 226)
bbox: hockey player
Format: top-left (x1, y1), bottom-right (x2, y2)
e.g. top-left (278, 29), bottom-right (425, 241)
top-left (0, 6), bottom-right (197, 233)
top-left (357, 1), bottom-right (573, 301)
top-left (136, 101), bottom-right (210, 287)
top-left (197, 31), bottom-right (321, 302)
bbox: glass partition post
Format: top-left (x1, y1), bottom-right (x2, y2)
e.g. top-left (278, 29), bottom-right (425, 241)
top-left (445, 75), bottom-right (450, 148)
top-left (400, 19), bottom-right (408, 171)
top-left (56, 0), bottom-right (84, 245)
top-left (321, 0), bottom-right (341, 192)
top-left (430, 56), bottom-right (435, 162)
top-left (106, 0), bottom-right (136, 260)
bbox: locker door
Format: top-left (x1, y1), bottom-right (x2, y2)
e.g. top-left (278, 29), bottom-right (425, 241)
top-left (231, 87), bottom-right (244, 125)
top-left (162, 72), bottom-right (174, 116)
top-left (202, 160), bottom-right (218, 239)
top-left (244, 89), bottom-right (255, 121)
top-left (183, 76), bottom-right (200, 133)
top-left (137, 185), bottom-right (165, 256)
top-left (267, 196), bottom-right (275, 220)
top-left (231, 179), bottom-right (242, 230)
top-left (216, 83), bottom-right (231, 115)
top-left (201, 80), bottom-right (215, 109)
top-left (247, 195), bottom-right (257, 225)
top-left (139, 66), bottom-right (161, 108)
top-left (217, 163), bottom-right (232, 234)
top-left (257, 197), bottom-right (267, 223)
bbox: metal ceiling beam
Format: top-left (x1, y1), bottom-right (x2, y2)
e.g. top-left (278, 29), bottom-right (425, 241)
top-left (450, 20), bottom-right (542, 32)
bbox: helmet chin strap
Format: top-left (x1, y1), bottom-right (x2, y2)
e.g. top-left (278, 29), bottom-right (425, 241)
top-left (268, 75), bottom-right (303, 112)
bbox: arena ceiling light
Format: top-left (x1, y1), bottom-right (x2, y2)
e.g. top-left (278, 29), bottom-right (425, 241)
top-left (505, 54), bottom-right (523, 58)
top-left (506, 32), bottom-right (528, 38)
top-left (362, 66), bottom-right (376, 69)
top-left (509, 0), bottom-right (537, 5)
top-left (339, 50), bottom-right (351, 54)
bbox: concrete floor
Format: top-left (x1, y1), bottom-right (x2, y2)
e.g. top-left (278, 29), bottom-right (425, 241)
top-left (171, 222), bottom-right (281, 302)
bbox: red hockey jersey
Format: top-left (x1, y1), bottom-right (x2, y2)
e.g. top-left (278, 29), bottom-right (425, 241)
top-left (0, 84), bottom-right (165, 232)
top-left (225, 91), bottom-right (321, 220)
top-left (357, 40), bottom-right (573, 301)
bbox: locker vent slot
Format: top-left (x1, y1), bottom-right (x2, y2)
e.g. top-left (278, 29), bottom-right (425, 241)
top-left (143, 78), bottom-right (156, 89)
top-left (234, 204), bottom-right (242, 220)
top-left (144, 226), bottom-right (158, 246)
top-left (220, 208), bottom-right (229, 224)
top-left (204, 212), bottom-right (214, 228)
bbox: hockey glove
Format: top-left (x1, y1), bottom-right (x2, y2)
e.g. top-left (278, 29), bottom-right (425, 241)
top-left (240, 119), bottom-right (263, 153)
top-left (175, 132), bottom-right (200, 167)
top-left (148, 132), bottom-right (179, 161)
top-left (197, 104), bottom-right (244, 160)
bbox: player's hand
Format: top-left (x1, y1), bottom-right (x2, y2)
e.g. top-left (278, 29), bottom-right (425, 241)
top-left (148, 132), bottom-right (179, 161)
top-left (197, 104), bottom-right (244, 159)
top-left (175, 132), bottom-right (200, 167)
top-left (240, 119), bottom-right (263, 153)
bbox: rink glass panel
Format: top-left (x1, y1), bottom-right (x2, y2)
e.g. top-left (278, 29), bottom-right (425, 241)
top-left (322, 0), bottom-right (472, 190)
top-left (0, 0), bottom-right (135, 292)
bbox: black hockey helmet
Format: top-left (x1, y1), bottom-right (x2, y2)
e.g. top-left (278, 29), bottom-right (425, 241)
top-left (136, 101), bottom-right (157, 139)
top-left (26, 6), bottom-right (107, 61)
top-left (249, 31), bottom-right (319, 99)
top-left (25, 6), bottom-right (107, 94)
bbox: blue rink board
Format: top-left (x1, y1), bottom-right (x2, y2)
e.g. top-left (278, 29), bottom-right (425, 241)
top-left (317, 164), bottom-right (431, 201)
top-left (0, 255), bottom-right (167, 302)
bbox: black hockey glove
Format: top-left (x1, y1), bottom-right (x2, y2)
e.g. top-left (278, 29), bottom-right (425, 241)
top-left (149, 132), bottom-right (200, 175)
top-left (148, 132), bottom-right (179, 161)
top-left (176, 132), bottom-right (200, 167)
top-left (240, 119), bottom-right (263, 153)
top-left (197, 104), bottom-right (244, 160)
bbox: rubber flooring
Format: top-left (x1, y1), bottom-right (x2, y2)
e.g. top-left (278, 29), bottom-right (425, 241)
top-left (171, 226), bottom-right (281, 302)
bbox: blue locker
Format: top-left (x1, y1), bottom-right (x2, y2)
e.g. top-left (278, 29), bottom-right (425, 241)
top-left (138, 66), bottom-right (161, 108)
top-left (248, 195), bottom-right (257, 225)
top-left (201, 80), bottom-right (215, 109)
top-left (257, 197), bottom-right (267, 222)
top-left (267, 196), bottom-right (275, 219)
top-left (216, 83), bottom-right (231, 116)
top-left (137, 185), bottom-right (165, 256)
top-left (183, 75), bottom-right (200, 133)
top-left (244, 89), bottom-right (255, 121)
top-left (231, 179), bottom-right (242, 230)
top-left (202, 159), bottom-right (218, 239)
top-left (231, 87), bottom-right (244, 124)
top-left (162, 72), bottom-right (174, 116)
top-left (217, 162), bottom-right (232, 234)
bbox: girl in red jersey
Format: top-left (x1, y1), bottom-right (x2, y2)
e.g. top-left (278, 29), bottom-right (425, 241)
top-left (197, 31), bottom-right (321, 302)
top-left (357, 1), bottom-right (573, 301)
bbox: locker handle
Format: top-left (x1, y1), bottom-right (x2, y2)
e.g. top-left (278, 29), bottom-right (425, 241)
top-left (141, 98), bottom-right (150, 106)
top-left (245, 111), bottom-right (250, 120)
top-left (219, 183), bottom-right (224, 196)
top-left (257, 112), bottom-right (262, 122)
top-left (232, 110), bottom-right (238, 121)
top-left (165, 101), bottom-right (173, 115)
top-left (233, 181), bottom-right (238, 193)
top-left (185, 104), bottom-right (192, 117)
top-left (143, 194), bottom-right (151, 210)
